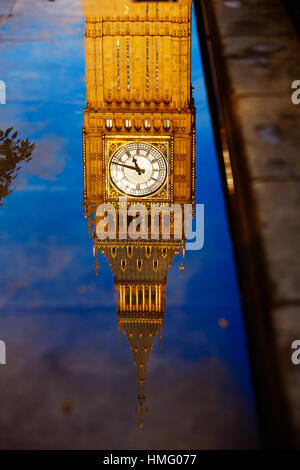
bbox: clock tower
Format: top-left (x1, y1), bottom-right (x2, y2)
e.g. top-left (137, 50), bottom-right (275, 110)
top-left (83, 0), bottom-right (195, 212)
top-left (82, 0), bottom-right (195, 427)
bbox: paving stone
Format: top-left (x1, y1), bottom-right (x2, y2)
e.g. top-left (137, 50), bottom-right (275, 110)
top-left (252, 181), bottom-right (300, 303)
top-left (222, 35), bottom-right (300, 96)
top-left (211, 0), bottom-right (293, 37)
top-left (234, 95), bottom-right (300, 179)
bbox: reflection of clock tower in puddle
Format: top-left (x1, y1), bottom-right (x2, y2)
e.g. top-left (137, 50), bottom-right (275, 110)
top-left (83, 0), bottom-right (195, 427)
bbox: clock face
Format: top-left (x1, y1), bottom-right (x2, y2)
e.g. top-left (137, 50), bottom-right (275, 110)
top-left (109, 142), bottom-right (167, 197)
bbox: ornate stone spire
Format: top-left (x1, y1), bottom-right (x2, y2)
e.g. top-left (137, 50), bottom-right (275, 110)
top-left (97, 240), bottom-right (182, 427)
top-left (118, 311), bottom-right (163, 429)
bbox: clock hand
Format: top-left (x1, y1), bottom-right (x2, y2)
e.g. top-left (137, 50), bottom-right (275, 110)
top-left (111, 161), bottom-right (145, 174)
top-left (132, 155), bottom-right (144, 175)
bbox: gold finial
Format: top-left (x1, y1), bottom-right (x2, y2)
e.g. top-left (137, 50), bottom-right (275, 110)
top-left (179, 262), bottom-right (184, 278)
top-left (179, 245), bottom-right (185, 278)
top-left (94, 247), bottom-right (100, 275)
top-left (179, 258), bottom-right (184, 278)
top-left (136, 393), bottom-right (147, 430)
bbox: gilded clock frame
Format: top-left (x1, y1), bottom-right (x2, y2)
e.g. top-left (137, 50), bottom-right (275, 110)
top-left (103, 135), bottom-right (173, 206)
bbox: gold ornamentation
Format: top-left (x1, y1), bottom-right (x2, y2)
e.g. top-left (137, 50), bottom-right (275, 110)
top-left (137, 259), bottom-right (143, 272)
top-left (127, 246), bottom-right (134, 258)
top-left (120, 259), bottom-right (127, 272)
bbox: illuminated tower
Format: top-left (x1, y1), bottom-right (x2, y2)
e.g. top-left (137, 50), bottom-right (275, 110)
top-left (82, 0), bottom-right (194, 427)
top-left (83, 0), bottom-right (195, 215)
